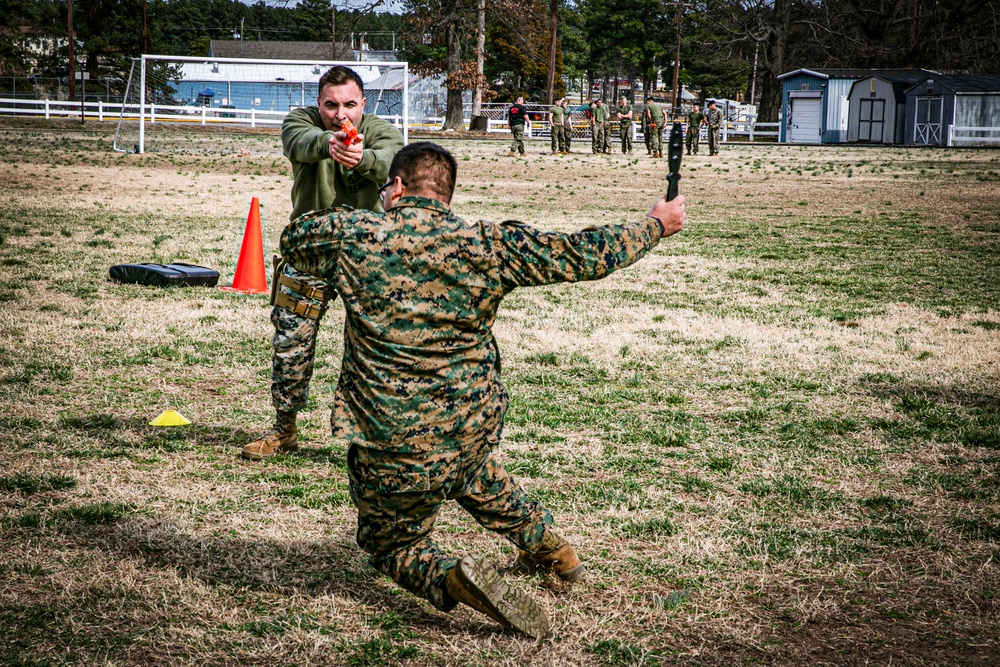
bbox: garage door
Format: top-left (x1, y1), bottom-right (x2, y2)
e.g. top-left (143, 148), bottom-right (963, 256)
top-left (788, 97), bottom-right (822, 143)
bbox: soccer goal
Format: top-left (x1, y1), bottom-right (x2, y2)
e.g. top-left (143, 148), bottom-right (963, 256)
top-left (114, 55), bottom-right (409, 154)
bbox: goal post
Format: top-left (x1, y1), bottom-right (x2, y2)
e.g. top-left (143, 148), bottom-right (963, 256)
top-left (114, 55), bottom-right (409, 154)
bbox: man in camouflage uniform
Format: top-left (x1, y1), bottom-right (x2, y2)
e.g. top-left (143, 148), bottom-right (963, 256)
top-left (706, 100), bottom-right (724, 155)
top-left (686, 104), bottom-right (705, 155)
top-left (242, 66), bottom-right (404, 461)
top-left (548, 98), bottom-right (566, 155)
top-left (590, 99), bottom-right (607, 154)
top-left (644, 97), bottom-right (666, 158)
top-left (618, 96), bottom-right (634, 154)
top-left (562, 98), bottom-right (574, 153)
top-left (279, 142), bottom-right (686, 636)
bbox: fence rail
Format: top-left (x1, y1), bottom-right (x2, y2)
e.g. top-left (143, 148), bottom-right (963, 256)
top-left (948, 125), bottom-right (1000, 147)
top-left (0, 97), bottom-right (405, 130)
top-left (0, 98), bottom-right (778, 145)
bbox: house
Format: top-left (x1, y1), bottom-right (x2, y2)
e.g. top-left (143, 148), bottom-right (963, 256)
top-left (846, 70), bottom-right (937, 144)
top-left (903, 74), bottom-right (1000, 147)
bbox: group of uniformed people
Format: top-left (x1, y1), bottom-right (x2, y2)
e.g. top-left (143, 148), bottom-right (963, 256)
top-left (510, 96), bottom-right (725, 158)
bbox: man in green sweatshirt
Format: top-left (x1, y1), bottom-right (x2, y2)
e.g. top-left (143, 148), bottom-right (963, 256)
top-left (242, 65), bottom-right (404, 461)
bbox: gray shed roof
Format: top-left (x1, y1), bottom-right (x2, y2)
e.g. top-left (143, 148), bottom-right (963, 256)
top-left (903, 73), bottom-right (1000, 94)
top-left (209, 40), bottom-right (351, 61)
top-left (848, 69), bottom-right (940, 99)
top-left (778, 67), bottom-right (935, 81)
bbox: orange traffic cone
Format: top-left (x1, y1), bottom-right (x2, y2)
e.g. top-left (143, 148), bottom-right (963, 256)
top-left (221, 197), bottom-right (268, 294)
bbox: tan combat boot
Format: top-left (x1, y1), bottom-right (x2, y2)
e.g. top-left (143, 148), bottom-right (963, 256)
top-left (512, 530), bottom-right (584, 582)
top-left (242, 410), bottom-right (298, 460)
top-left (508, 151), bottom-right (517, 157)
top-left (446, 555), bottom-right (549, 638)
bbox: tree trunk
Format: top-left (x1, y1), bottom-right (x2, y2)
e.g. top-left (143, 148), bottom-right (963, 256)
top-left (546, 0), bottom-right (558, 104)
top-left (443, 22), bottom-right (465, 130)
top-left (758, 0), bottom-right (790, 123)
top-left (471, 0), bottom-right (485, 116)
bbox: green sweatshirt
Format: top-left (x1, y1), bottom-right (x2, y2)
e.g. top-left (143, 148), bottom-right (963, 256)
top-left (281, 107), bottom-right (404, 221)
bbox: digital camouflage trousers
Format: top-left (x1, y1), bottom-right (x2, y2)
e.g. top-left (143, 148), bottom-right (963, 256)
top-left (591, 124), bottom-right (605, 153)
top-left (509, 124), bottom-right (526, 154)
top-left (621, 120), bottom-right (633, 153)
top-left (686, 127), bottom-right (699, 154)
top-left (648, 124), bottom-right (663, 154)
top-left (551, 124), bottom-right (568, 153)
top-left (270, 262), bottom-right (334, 413)
top-left (347, 430), bottom-right (555, 611)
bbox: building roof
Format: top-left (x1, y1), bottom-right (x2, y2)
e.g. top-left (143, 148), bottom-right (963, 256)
top-left (778, 67), bottom-right (934, 81)
top-left (907, 73), bottom-right (1000, 94)
top-left (848, 69), bottom-right (940, 99)
top-left (209, 40), bottom-right (351, 61)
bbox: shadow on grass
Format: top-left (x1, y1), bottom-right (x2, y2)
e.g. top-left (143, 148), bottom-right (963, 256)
top-left (94, 517), bottom-right (452, 631)
top-left (860, 375), bottom-right (1000, 450)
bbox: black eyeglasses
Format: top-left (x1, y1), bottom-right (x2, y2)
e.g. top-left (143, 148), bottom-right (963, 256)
top-left (378, 178), bottom-right (405, 196)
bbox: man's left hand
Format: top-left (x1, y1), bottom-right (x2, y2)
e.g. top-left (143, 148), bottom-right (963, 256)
top-left (329, 132), bottom-right (364, 168)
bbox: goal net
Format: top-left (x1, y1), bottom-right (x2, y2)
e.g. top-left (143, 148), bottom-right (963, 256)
top-left (114, 55), bottom-right (409, 154)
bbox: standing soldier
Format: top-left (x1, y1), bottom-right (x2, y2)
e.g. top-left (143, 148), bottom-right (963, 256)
top-left (548, 97), bottom-right (566, 155)
top-left (706, 100), bottom-right (723, 156)
top-left (590, 99), bottom-right (607, 154)
top-left (685, 104), bottom-right (705, 156)
top-left (242, 65), bottom-right (404, 461)
top-left (562, 98), bottom-right (574, 153)
top-left (644, 97), bottom-right (666, 158)
top-left (507, 96), bottom-right (529, 157)
top-left (617, 96), bottom-right (633, 155)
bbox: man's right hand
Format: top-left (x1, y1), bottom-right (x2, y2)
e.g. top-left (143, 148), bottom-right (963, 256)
top-left (329, 133), bottom-right (364, 169)
top-left (646, 195), bottom-right (685, 238)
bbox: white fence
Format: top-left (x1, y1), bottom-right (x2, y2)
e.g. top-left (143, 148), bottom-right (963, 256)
top-left (948, 125), bottom-right (1000, 147)
top-left (0, 96), bottom-right (776, 144)
top-left (0, 96), bottom-right (404, 130)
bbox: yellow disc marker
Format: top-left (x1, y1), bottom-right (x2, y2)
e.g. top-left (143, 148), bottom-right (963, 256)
top-left (149, 410), bottom-right (192, 427)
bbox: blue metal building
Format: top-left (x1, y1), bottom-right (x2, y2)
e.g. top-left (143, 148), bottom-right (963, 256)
top-left (777, 68), bottom-right (876, 143)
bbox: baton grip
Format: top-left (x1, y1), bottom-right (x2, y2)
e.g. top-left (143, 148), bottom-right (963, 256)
top-left (666, 176), bottom-right (680, 202)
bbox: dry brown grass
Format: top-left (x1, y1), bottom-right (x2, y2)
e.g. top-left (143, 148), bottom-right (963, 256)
top-left (1, 118), bottom-right (999, 666)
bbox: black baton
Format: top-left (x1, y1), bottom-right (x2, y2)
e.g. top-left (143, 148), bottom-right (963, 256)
top-left (665, 121), bottom-right (683, 201)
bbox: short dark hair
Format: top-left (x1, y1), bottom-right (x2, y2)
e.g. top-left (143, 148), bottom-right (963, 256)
top-left (318, 66), bottom-right (364, 96)
top-left (388, 142), bottom-right (458, 202)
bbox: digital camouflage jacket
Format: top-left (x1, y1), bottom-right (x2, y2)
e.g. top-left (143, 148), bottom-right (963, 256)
top-left (281, 196), bottom-right (666, 453)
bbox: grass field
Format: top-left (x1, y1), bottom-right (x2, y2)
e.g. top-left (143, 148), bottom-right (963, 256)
top-left (1, 118), bottom-right (999, 666)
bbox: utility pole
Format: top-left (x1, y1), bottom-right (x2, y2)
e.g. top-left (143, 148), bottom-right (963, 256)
top-left (240, 17), bottom-right (244, 56)
top-left (68, 0), bottom-right (75, 102)
top-left (142, 0), bottom-right (148, 54)
top-left (670, 0), bottom-right (683, 120)
top-left (332, 5), bottom-right (337, 60)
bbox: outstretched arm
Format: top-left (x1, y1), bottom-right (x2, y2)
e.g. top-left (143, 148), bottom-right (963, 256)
top-left (496, 196), bottom-right (685, 291)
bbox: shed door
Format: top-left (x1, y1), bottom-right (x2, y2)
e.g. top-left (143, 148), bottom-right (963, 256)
top-left (788, 97), bottom-right (822, 142)
top-left (914, 97), bottom-right (943, 145)
top-left (858, 99), bottom-right (885, 143)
